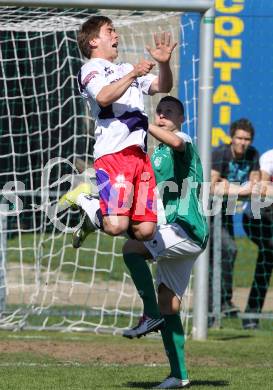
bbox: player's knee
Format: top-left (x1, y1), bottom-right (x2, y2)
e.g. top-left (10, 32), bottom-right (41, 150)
top-left (103, 217), bottom-right (129, 236)
top-left (131, 222), bottom-right (156, 241)
top-left (104, 224), bottom-right (126, 236)
top-left (158, 283), bottom-right (180, 315)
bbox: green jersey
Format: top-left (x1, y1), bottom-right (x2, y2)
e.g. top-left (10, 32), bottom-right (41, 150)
top-left (151, 132), bottom-right (209, 249)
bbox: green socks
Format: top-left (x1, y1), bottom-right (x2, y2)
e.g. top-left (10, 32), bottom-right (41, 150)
top-left (123, 254), bottom-right (188, 379)
top-left (161, 314), bottom-right (188, 380)
top-left (123, 252), bottom-right (160, 319)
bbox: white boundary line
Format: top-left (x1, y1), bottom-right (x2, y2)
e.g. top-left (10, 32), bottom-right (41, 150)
top-left (0, 362), bottom-right (169, 367)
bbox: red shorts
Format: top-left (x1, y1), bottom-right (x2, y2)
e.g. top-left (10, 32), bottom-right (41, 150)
top-left (94, 146), bottom-right (157, 222)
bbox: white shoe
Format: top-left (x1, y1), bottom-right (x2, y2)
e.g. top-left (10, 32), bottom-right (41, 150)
top-left (154, 377), bottom-right (190, 389)
top-left (123, 315), bottom-right (165, 339)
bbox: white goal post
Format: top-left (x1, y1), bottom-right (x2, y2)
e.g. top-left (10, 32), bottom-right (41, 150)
top-left (0, 0), bottom-right (215, 340)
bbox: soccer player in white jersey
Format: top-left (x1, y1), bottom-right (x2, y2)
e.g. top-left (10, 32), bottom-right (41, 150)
top-left (62, 15), bottom-right (177, 241)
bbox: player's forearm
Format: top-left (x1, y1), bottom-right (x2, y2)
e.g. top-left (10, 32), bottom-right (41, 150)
top-left (96, 71), bottom-right (137, 107)
top-left (157, 62), bottom-right (173, 92)
top-left (149, 124), bottom-right (184, 151)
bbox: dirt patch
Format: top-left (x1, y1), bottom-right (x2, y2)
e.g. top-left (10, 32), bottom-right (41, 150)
top-left (0, 338), bottom-right (221, 367)
top-left (0, 339), bottom-right (165, 365)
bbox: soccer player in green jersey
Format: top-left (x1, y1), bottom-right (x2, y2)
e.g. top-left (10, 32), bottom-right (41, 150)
top-left (121, 96), bottom-right (208, 388)
top-left (60, 96), bottom-right (208, 388)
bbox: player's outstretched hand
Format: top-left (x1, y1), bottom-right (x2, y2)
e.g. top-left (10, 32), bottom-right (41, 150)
top-left (146, 32), bottom-right (177, 64)
top-left (133, 59), bottom-right (155, 77)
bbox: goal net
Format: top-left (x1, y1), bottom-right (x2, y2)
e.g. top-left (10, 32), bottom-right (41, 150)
top-left (0, 7), bottom-right (200, 334)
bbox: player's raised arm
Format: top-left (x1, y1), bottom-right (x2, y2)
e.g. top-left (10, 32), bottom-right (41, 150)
top-left (147, 32), bottom-right (177, 94)
top-left (149, 123), bottom-right (184, 151)
top-left (96, 60), bottom-right (155, 107)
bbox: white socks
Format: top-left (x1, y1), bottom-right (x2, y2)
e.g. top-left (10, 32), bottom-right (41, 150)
top-left (77, 193), bottom-right (102, 229)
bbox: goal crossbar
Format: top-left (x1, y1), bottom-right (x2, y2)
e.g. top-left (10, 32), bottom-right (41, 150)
top-left (0, 0), bottom-right (214, 13)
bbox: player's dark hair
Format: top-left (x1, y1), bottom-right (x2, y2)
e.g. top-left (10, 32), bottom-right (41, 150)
top-left (230, 118), bottom-right (255, 139)
top-left (159, 96), bottom-right (184, 116)
top-left (78, 15), bottom-right (113, 59)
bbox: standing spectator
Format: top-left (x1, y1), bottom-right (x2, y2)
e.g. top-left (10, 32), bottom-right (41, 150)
top-left (242, 148), bottom-right (273, 329)
top-left (210, 118), bottom-right (260, 316)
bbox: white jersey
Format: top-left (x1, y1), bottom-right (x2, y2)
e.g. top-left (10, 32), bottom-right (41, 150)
top-left (260, 149), bottom-right (273, 180)
top-left (78, 58), bottom-right (157, 160)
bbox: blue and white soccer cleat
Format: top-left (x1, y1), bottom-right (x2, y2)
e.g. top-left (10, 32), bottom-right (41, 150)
top-left (154, 376), bottom-right (190, 389)
top-left (123, 315), bottom-right (165, 339)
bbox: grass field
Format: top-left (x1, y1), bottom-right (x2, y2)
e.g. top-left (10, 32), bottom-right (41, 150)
top-left (6, 232), bottom-right (273, 288)
top-left (7, 231), bottom-right (126, 282)
top-left (0, 328), bottom-right (272, 389)
top-left (5, 231), bottom-right (273, 332)
top-left (3, 232), bottom-right (273, 388)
